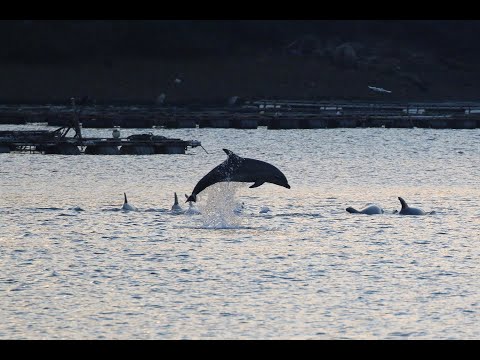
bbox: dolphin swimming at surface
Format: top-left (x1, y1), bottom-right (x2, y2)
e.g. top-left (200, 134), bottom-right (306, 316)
top-left (346, 204), bottom-right (384, 215)
top-left (171, 192), bottom-right (183, 212)
top-left (398, 196), bottom-right (435, 215)
top-left (186, 149), bottom-right (290, 203)
top-left (122, 192), bottom-right (137, 211)
top-left (396, 197), bottom-right (428, 215)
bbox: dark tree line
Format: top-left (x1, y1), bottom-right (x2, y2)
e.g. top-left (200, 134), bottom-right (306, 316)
top-left (0, 20), bottom-right (479, 64)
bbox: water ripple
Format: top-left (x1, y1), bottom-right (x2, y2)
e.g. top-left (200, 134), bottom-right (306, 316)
top-left (0, 127), bottom-right (479, 339)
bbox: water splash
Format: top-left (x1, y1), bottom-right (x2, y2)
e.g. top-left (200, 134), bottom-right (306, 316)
top-left (184, 201), bottom-right (201, 216)
top-left (197, 182), bottom-right (246, 229)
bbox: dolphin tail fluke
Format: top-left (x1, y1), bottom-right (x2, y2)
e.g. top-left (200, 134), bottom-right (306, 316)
top-left (346, 207), bottom-right (359, 214)
top-left (186, 194), bottom-right (197, 203)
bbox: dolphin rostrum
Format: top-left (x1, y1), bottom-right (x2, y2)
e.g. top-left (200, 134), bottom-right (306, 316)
top-left (186, 149), bottom-right (290, 202)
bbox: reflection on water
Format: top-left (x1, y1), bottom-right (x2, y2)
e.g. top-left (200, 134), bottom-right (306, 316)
top-left (0, 126), bottom-right (479, 339)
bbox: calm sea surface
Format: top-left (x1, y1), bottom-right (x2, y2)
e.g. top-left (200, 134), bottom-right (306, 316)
top-left (0, 124), bottom-right (479, 339)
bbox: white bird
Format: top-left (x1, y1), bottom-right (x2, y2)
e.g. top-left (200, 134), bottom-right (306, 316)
top-left (122, 193), bottom-right (138, 211)
top-left (171, 192), bottom-right (183, 212)
top-left (368, 86), bottom-right (392, 94)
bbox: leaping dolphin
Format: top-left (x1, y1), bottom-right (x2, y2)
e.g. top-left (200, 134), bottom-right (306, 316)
top-left (186, 149), bottom-right (290, 202)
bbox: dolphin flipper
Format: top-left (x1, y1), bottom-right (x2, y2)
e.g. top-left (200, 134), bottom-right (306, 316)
top-left (249, 180), bottom-right (265, 188)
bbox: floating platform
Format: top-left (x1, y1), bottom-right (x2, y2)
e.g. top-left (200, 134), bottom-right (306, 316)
top-left (0, 130), bottom-right (201, 155)
top-left (1, 100), bottom-right (480, 129)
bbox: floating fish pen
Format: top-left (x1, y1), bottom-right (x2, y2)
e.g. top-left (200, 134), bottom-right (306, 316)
top-left (0, 130), bottom-right (201, 155)
top-left (1, 100), bottom-right (480, 129)
top-left (0, 98), bottom-right (201, 155)
top-left (39, 109), bottom-right (480, 130)
top-left (264, 113), bottom-right (480, 129)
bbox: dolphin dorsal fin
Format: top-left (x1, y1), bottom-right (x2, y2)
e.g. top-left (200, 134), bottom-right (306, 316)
top-left (223, 149), bottom-right (240, 158)
top-left (223, 149), bottom-right (244, 167)
top-left (174, 192), bottom-right (179, 205)
top-left (398, 197), bottom-right (408, 209)
top-left (124, 192), bottom-right (128, 204)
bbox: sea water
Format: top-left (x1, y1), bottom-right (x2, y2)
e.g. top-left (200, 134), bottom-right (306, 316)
top-left (0, 125), bottom-right (478, 339)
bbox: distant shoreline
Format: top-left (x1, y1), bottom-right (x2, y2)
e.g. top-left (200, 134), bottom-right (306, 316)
top-left (1, 56), bottom-right (480, 106)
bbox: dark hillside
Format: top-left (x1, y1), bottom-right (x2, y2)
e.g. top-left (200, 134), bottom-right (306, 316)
top-left (1, 20), bottom-right (479, 104)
